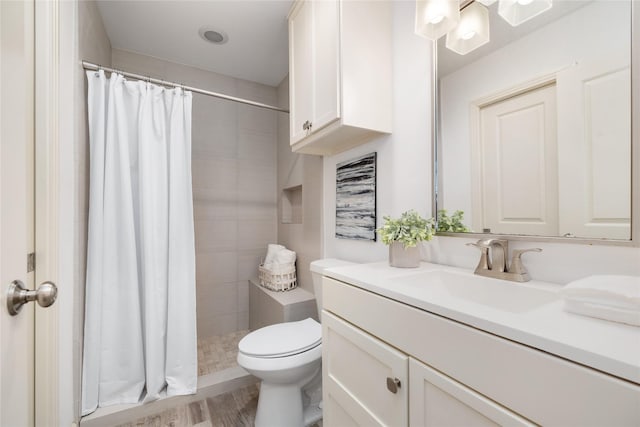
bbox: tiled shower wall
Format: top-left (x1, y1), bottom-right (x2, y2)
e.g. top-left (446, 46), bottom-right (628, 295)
top-left (111, 49), bottom-right (278, 338)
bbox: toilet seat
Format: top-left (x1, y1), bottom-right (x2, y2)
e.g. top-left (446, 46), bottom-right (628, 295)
top-left (239, 318), bottom-right (321, 358)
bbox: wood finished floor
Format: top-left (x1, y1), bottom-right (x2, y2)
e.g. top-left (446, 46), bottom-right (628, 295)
top-left (115, 383), bottom-right (260, 427)
top-left (113, 331), bottom-right (322, 426)
top-left (114, 384), bottom-right (322, 427)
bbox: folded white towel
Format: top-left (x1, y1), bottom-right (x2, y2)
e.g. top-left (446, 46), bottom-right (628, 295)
top-left (275, 249), bottom-right (296, 265)
top-left (270, 262), bottom-right (296, 274)
top-left (264, 243), bottom-right (285, 265)
top-left (561, 275), bottom-right (640, 326)
top-left (564, 299), bottom-right (640, 327)
top-left (561, 275), bottom-right (640, 311)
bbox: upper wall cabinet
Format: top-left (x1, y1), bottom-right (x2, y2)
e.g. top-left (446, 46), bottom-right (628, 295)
top-left (288, 0), bottom-right (392, 156)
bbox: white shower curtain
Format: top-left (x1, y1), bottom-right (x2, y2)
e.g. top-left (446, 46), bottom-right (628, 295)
top-left (81, 70), bottom-right (197, 415)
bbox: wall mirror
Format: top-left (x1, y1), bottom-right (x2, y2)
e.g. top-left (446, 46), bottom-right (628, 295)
top-left (434, 0), bottom-right (638, 244)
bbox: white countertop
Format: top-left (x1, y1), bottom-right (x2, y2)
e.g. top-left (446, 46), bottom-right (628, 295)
top-left (324, 262), bottom-right (640, 385)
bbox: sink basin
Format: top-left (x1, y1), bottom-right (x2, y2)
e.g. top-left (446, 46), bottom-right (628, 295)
top-left (394, 270), bottom-right (559, 313)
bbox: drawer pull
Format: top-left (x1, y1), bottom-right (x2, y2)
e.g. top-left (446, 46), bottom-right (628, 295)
top-left (386, 377), bottom-right (401, 394)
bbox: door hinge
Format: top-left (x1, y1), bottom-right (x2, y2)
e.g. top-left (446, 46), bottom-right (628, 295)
top-left (27, 252), bottom-right (35, 273)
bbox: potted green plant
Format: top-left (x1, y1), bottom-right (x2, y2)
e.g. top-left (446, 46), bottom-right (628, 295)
top-left (377, 210), bottom-right (435, 268)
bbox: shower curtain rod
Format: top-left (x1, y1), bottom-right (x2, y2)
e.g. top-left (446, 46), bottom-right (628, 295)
top-left (82, 61), bottom-right (289, 114)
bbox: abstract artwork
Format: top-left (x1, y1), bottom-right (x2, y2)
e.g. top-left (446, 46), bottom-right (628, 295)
top-left (336, 152), bottom-right (377, 241)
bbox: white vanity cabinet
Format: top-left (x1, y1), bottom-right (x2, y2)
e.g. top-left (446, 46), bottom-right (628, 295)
top-left (323, 310), bottom-right (531, 427)
top-left (322, 276), bottom-right (640, 426)
top-left (287, 0), bottom-right (392, 156)
top-left (322, 311), bottom-right (533, 427)
top-left (323, 312), bottom-right (408, 426)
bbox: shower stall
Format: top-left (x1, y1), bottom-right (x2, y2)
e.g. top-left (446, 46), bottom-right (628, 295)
top-left (77, 1), bottom-right (287, 422)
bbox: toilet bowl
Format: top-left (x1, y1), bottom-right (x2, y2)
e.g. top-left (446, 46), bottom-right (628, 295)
top-left (237, 259), bottom-right (355, 427)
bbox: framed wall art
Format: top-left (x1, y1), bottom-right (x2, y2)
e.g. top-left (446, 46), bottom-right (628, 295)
top-left (335, 152), bottom-right (377, 241)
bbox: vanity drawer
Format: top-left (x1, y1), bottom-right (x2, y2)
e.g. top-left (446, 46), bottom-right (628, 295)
top-left (322, 311), bottom-right (408, 426)
top-left (323, 277), bottom-right (640, 426)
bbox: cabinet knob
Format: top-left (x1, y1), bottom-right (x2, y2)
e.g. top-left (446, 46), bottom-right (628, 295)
top-left (386, 377), bottom-right (401, 394)
top-left (302, 120), bottom-right (313, 132)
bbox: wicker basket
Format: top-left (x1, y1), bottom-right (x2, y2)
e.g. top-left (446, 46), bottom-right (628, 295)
top-left (258, 262), bottom-right (297, 292)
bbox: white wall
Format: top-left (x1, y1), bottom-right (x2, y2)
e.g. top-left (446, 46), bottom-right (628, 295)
top-left (323, 0), bottom-right (433, 263)
top-left (440, 1), bottom-right (630, 226)
top-left (323, 0), bottom-right (640, 284)
top-left (111, 49), bottom-right (279, 339)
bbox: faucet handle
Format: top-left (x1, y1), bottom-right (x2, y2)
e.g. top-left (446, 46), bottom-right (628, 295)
top-left (466, 242), bottom-right (492, 270)
top-left (509, 248), bottom-right (542, 275)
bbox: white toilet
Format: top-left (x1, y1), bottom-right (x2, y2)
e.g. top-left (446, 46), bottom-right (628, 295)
top-left (237, 259), bottom-right (354, 427)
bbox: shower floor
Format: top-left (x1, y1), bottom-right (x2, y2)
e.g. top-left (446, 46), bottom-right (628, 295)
top-left (197, 330), bottom-right (249, 376)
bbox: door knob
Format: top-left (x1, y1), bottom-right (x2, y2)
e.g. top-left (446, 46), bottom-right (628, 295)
top-left (6, 279), bottom-right (57, 316)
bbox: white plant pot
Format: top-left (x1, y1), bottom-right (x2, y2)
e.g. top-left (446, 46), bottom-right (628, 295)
top-left (388, 241), bottom-right (421, 268)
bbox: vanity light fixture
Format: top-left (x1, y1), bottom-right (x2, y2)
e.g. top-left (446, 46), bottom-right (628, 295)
top-left (446, 2), bottom-right (490, 55)
top-left (415, 0), bottom-right (460, 40)
top-left (498, 0), bottom-right (553, 26)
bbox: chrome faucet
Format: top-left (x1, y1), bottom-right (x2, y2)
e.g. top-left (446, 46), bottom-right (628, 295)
top-left (467, 239), bottom-right (541, 282)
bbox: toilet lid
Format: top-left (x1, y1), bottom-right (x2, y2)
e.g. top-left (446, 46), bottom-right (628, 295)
top-left (239, 318), bottom-right (321, 358)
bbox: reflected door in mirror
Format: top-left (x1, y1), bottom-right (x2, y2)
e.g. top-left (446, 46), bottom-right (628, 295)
top-left (473, 83), bottom-right (558, 235)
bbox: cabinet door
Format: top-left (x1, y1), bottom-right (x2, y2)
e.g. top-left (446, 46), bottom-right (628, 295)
top-left (289, 0), bottom-right (340, 146)
top-left (323, 312), bottom-right (408, 427)
top-left (289, 0), bottom-right (314, 144)
top-left (310, 0), bottom-right (340, 132)
top-left (409, 359), bottom-right (534, 427)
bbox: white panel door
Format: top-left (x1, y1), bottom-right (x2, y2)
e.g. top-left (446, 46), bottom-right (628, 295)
top-left (408, 359), bottom-right (534, 427)
top-left (557, 57), bottom-right (631, 239)
top-left (478, 84), bottom-right (558, 236)
top-left (323, 311), bottom-right (408, 427)
top-left (0, 0), bottom-right (36, 425)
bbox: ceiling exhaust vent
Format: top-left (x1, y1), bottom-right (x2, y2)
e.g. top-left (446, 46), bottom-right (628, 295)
top-left (199, 27), bottom-right (228, 45)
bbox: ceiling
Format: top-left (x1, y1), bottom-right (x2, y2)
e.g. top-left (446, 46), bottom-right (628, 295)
top-left (96, 0), bottom-right (294, 87)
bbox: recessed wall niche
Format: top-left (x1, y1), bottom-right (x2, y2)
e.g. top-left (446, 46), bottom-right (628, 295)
top-left (282, 185), bottom-right (303, 224)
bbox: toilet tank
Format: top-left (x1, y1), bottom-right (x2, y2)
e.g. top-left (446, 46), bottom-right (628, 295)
top-left (310, 259), bottom-right (355, 318)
